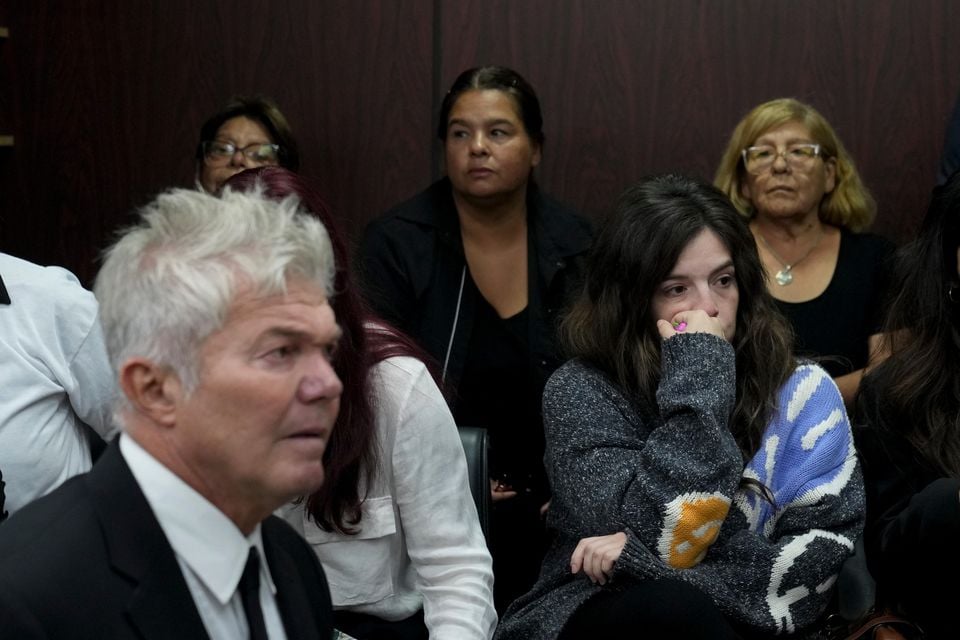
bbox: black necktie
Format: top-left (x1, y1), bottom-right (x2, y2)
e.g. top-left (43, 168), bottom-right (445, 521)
top-left (240, 547), bottom-right (269, 640)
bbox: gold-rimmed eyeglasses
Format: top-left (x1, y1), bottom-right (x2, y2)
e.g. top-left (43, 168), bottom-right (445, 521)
top-left (741, 143), bottom-right (823, 175)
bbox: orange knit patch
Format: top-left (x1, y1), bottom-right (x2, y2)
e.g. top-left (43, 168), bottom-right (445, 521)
top-left (661, 494), bottom-right (730, 568)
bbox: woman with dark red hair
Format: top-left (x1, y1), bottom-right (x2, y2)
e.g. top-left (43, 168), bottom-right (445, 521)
top-left (225, 167), bottom-right (496, 640)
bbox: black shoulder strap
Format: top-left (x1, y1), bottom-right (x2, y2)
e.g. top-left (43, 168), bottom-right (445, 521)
top-left (0, 274), bottom-right (10, 305)
top-left (0, 466), bottom-right (7, 523)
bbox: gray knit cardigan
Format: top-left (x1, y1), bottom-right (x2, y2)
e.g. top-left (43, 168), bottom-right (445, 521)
top-left (495, 333), bottom-right (865, 639)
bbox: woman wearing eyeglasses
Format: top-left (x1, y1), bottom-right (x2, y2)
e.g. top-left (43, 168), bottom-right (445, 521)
top-left (715, 98), bottom-right (895, 407)
top-left (195, 95), bottom-right (298, 193)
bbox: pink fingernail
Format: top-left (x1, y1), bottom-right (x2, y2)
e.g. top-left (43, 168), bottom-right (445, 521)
top-left (675, 322), bottom-right (687, 332)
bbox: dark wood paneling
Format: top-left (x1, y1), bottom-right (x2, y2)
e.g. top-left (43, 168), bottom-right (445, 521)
top-left (0, 1), bottom-right (434, 284)
top-left (2, 1), bottom-right (958, 285)
top-left (440, 0), bottom-right (960, 243)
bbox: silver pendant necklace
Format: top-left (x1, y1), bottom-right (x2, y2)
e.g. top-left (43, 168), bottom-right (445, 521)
top-left (754, 225), bottom-right (824, 286)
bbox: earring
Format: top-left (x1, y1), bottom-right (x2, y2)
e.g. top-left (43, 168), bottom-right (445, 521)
top-left (948, 284), bottom-right (960, 304)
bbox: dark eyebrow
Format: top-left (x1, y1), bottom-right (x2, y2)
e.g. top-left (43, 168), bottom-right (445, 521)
top-left (662, 260), bottom-right (735, 281)
top-left (711, 261), bottom-right (736, 277)
top-left (447, 117), bottom-right (516, 129)
top-left (213, 137), bottom-right (272, 147)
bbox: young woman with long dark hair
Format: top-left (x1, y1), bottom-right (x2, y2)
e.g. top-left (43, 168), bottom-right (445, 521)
top-left (497, 175), bottom-right (863, 639)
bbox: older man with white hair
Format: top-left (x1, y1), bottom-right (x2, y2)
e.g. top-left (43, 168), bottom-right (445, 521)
top-left (0, 187), bottom-right (343, 640)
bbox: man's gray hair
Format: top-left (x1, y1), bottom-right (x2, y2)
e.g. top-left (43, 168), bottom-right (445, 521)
top-left (94, 186), bottom-right (335, 401)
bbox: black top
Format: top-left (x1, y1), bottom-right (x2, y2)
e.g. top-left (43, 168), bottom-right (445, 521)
top-left (358, 178), bottom-right (593, 496)
top-left (456, 290), bottom-right (543, 493)
top-left (774, 230), bottom-right (895, 377)
top-left (855, 372), bottom-right (960, 638)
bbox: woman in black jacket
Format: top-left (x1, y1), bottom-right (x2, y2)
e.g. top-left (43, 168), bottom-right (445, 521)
top-left (358, 65), bottom-right (592, 612)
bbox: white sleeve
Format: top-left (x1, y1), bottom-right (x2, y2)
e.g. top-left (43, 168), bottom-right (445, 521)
top-left (54, 271), bottom-right (117, 439)
top-left (381, 358), bottom-right (497, 640)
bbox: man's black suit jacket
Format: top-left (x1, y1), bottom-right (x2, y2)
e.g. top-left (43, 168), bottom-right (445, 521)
top-left (0, 441), bottom-right (334, 639)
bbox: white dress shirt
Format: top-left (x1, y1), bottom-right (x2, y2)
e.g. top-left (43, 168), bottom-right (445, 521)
top-left (279, 356), bottom-right (496, 639)
top-left (121, 435), bottom-right (289, 640)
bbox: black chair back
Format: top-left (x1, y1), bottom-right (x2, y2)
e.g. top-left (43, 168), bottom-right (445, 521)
top-left (823, 535), bottom-right (924, 638)
top-left (837, 535), bottom-right (875, 622)
top-left (457, 426), bottom-right (490, 540)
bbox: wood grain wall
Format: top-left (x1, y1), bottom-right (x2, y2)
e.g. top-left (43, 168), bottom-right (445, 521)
top-left (2, 1), bottom-right (958, 284)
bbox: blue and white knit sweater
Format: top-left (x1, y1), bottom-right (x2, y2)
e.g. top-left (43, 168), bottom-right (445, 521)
top-left (495, 333), bottom-right (865, 639)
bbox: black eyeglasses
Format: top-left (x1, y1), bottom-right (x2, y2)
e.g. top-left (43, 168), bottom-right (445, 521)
top-left (202, 140), bottom-right (280, 166)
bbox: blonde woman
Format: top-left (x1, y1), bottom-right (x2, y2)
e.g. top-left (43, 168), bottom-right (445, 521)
top-left (715, 98), bottom-right (895, 406)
